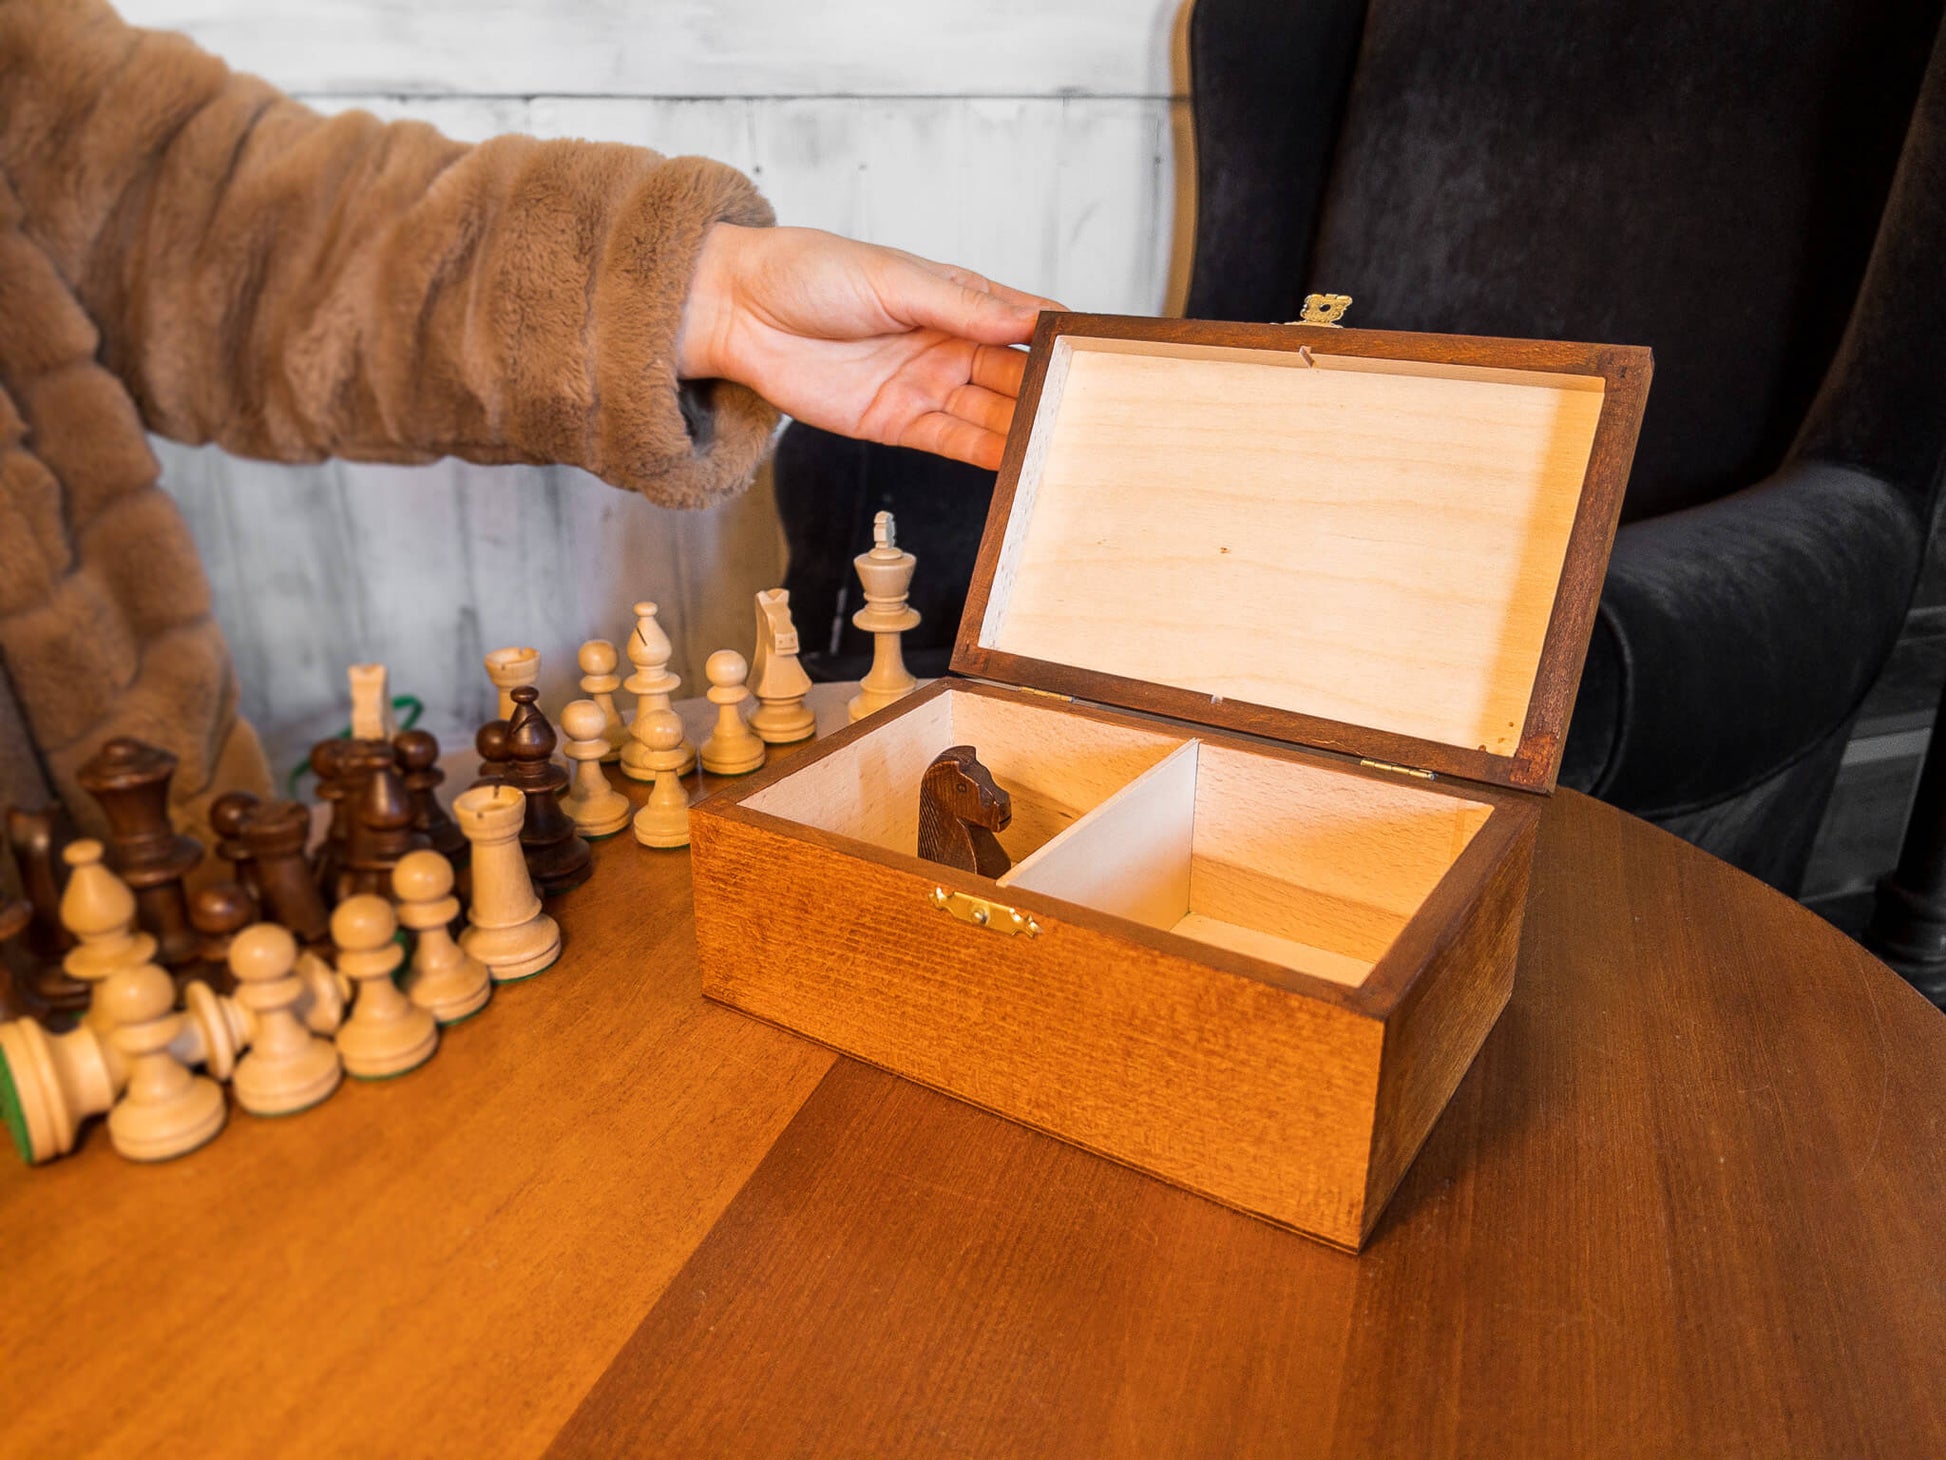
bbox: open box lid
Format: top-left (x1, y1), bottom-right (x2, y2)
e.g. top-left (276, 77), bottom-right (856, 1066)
top-left (951, 313), bottom-right (1652, 793)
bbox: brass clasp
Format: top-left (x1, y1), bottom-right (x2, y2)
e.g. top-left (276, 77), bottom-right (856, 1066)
top-left (928, 887), bottom-right (1041, 938)
top-left (1293, 293), bottom-right (1352, 327)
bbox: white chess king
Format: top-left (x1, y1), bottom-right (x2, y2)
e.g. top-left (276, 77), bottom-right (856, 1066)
top-left (847, 510), bottom-right (920, 723)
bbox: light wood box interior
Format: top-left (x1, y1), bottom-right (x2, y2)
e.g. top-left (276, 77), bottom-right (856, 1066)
top-left (746, 687), bottom-right (1494, 991)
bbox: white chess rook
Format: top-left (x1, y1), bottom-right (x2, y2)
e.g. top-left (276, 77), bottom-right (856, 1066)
top-left (453, 784), bottom-right (562, 981)
top-left (484, 646), bottom-right (541, 721)
top-left (347, 663), bottom-right (398, 741)
top-left (848, 510), bottom-right (921, 723)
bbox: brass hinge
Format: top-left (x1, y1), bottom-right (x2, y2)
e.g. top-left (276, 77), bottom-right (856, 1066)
top-left (1359, 758), bottom-right (1435, 781)
top-left (929, 887), bottom-right (1042, 938)
top-left (1290, 293), bottom-right (1352, 327)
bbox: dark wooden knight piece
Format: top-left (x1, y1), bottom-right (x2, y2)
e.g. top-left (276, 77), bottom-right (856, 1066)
top-left (917, 746), bottom-right (1013, 878)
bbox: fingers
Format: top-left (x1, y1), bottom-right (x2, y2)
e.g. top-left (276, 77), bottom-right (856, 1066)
top-left (898, 411), bottom-right (1011, 471)
top-left (971, 343), bottom-right (1028, 398)
top-left (943, 382), bottom-right (1016, 438)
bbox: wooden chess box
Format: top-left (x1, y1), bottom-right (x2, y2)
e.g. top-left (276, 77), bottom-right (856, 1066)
top-left (691, 313), bottom-right (1651, 1250)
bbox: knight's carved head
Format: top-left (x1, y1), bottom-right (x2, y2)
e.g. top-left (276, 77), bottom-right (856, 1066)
top-left (928, 745), bottom-right (1012, 830)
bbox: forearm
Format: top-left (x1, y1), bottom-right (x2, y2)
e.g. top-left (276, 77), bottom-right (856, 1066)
top-left (0, 0), bottom-right (778, 506)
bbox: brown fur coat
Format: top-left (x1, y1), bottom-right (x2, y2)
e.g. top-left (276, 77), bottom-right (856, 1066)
top-left (0, 0), bottom-right (778, 843)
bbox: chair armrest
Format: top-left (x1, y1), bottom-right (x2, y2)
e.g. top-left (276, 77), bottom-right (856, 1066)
top-left (1562, 459), bottom-right (1925, 814)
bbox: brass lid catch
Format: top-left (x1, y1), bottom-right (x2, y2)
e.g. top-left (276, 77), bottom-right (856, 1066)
top-left (1293, 293), bottom-right (1352, 327)
top-left (929, 887), bottom-right (1041, 938)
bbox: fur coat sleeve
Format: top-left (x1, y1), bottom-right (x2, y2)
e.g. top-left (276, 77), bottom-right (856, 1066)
top-left (0, 0), bottom-right (780, 509)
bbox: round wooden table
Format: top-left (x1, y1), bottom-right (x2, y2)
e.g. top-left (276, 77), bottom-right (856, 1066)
top-left (4, 685), bottom-right (1942, 1456)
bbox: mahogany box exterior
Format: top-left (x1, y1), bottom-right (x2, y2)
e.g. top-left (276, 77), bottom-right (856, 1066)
top-left (691, 313), bottom-right (1651, 1250)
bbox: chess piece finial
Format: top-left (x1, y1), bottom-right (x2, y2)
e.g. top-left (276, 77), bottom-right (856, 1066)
top-left (347, 663), bottom-right (399, 741)
top-left (452, 785), bottom-right (561, 981)
top-left (229, 923), bottom-right (342, 1114)
top-left (560, 699), bottom-right (632, 838)
top-left (75, 738), bottom-right (204, 970)
top-left (631, 710), bottom-right (694, 849)
top-left (577, 639), bottom-right (630, 764)
top-left (393, 728), bottom-right (469, 865)
top-left (749, 589), bottom-right (816, 745)
top-left (484, 646), bottom-right (541, 722)
top-left (393, 850), bottom-right (491, 1024)
top-left (504, 687), bottom-right (593, 895)
top-left (237, 801), bottom-right (332, 948)
top-left (918, 747), bottom-right (1013, 878)
top-left (100, 946), bottom-right (226, 1161)
top-left (699, 650), bottom-right (766, 776)
top-left (331, 895), bottom-right (437, 1079)
top-left (621, 601), bottom-right (695, 779)
top-left (848, 511), bottom-right (921, 723)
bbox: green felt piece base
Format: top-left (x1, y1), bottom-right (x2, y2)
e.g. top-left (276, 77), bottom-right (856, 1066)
top-left (0, 1051), bottom-right (35, 1165)
top-left (346, 1061), bottom-right (433, 1083)
top-left (493, 955), bottom-right (559, 984)
top-left (244, 1088), bottom-right (339, 1118)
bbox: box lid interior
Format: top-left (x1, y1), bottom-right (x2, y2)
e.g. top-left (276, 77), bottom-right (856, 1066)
top-left (951, 316), bottom-right (1652, 792)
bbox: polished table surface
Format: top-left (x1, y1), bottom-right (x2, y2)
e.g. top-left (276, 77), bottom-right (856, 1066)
top-left (4, 684), bottom-right (1945, 1457)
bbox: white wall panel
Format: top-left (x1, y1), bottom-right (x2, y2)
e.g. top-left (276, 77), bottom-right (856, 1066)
top-left (116, 0), bottom-right (1182, 99)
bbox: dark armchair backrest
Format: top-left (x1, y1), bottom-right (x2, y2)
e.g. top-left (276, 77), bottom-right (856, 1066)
top-left (1187, 0), bottom-right (1942, 521)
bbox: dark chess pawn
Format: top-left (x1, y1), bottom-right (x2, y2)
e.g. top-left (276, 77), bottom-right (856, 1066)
top-left (472, 719), bottom-right (511, 789)
top-left (918, 746), bottom-right (1013, 879)
top-left (186, 881), bottom-right (255, 995)
top-left (1, 892), bottom-right (34, 1020)
top-left (502, 687), bottom-right (592, 897)
top-left (394, 728), bottom-right (468, 867)
top-left (309, 738), bottom-right (352, 902)
top-left (209, 790), bottom-right (265, 909)
top-left (342, 748), bottom-right (426, 900)
top-left (6, 805), bottom-right (88, 1016)
top-left (239, 800), bottom-right (332, 948)
top-left (75, 738), bottom-right (204, 971)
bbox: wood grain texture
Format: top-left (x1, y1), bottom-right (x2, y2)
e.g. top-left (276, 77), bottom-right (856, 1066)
top-left (0, 738), bottom-right (840, 1458)
top-left (955, 316), bottom-right (1653, 791)
top-left (692, 802), bottom-right (1390, 1245)
top-left (554, 789), bottom-right (1946, 1459)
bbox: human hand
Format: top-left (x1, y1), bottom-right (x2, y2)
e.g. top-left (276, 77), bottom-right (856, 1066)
top-left (676, 224), bottom-right (1063, 470)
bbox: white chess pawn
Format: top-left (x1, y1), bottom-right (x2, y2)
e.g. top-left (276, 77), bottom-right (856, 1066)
top-left (749, 588), bottom-right (816, 745)
top-left (393, 850), bottom-right (492, 1023)
top-left (576, 639), bottom-right (630, 763)
top-left (632, 710), bottom-right (694, 849)
top-left (848, 510), bottom-right (921, 722)
top-left (700, 650), bottom-right (766, 776)
top-left (484, 645), bottom-right (541, 721)
top-left (229, 923), bottom-right (343, 1115)
top-left (347, 662), bottom-right (398, 741)
top-left (101, 952), bottom-right (227, 1161)
top-left (332, 895), bottom-right (438, 1079)
top-left (560, 699), bottom-right (633, 838)
top-left (621, 600), bottom-right (695, 779)
top-left (453, 785), bottom-right (562, 981)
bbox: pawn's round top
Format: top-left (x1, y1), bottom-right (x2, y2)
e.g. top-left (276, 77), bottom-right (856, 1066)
top-left (394, 728), bottom-right (440, 772)
top-left (98, 960), bottom-right (176, 1024)
top-left (578, 639), bottom-right (618, 675)
top-left (392, 848), bottom-right (454, 902)
top-left (331, 893), bottom-right (397, 951)
top-left (476, 720), bottom-right (510, 760)
top-left (311, 738), bottom-right (349, 781)
top-left (188, 881), bottom-right (253, 937)
top-left (59, 840), bottom-right (135, 936)
top-left (706, 650), bottom-right (748, 688)
top-left (560, 698), bottom-right (607, 742)
top-left (228, 922), bottom-right (298, 984)
top-left (209, 790), bottom-right (259, 839)
top-left (643, 709), bottom-right (686, 752)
